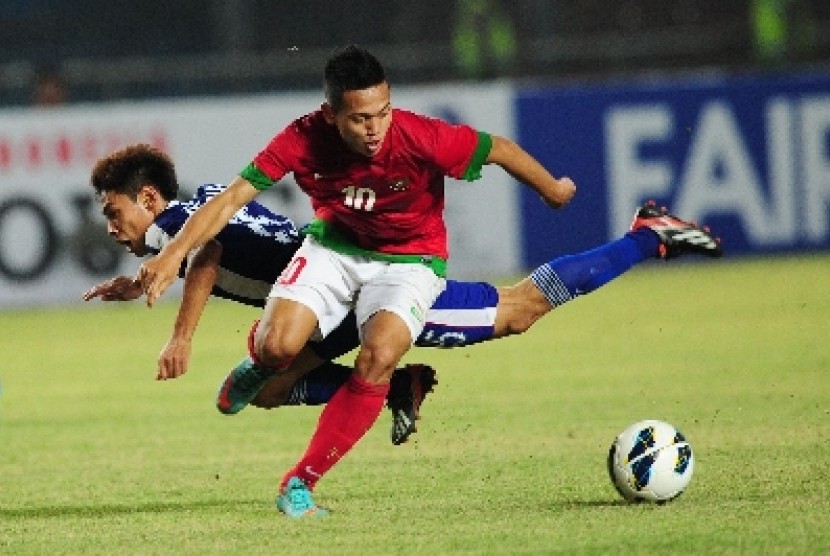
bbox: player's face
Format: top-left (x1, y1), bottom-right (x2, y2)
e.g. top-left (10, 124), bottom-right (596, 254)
top-left (326, 82), bottom-right (392, 157)
top-left (98, 190), bottom-right (155, 256)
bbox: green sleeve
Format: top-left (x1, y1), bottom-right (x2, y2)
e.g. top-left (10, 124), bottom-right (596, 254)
top-left (239, 162), bottom-right (274, 191)
top-left (461, 131), bottom-right (492, 182)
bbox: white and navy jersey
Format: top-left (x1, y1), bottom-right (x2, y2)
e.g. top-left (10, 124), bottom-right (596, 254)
top-left (145, 184), bottom-right (301, 307)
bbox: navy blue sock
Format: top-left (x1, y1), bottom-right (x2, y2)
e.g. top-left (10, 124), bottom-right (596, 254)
top-left (530, 229), bottom-right (660, 307)
top-left (285, 361), bottom-right (353, 405)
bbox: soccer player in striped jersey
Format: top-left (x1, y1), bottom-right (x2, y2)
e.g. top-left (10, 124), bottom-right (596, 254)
top-left (85, 144), bottom-right (550, 442)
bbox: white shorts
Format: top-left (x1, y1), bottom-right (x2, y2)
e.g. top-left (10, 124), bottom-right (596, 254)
top-left (268, 236), bottom-right (446, 344)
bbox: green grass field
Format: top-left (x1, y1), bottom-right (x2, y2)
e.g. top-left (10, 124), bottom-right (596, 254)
top-left (1, 254), bottom-right (828, 554)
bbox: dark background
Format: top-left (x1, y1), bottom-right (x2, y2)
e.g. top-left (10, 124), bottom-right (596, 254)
top-left (1, 0), bottom-right (828, 106)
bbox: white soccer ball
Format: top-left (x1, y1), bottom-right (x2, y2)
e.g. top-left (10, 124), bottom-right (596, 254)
top-left (607, 419), bottom-right (694, 503)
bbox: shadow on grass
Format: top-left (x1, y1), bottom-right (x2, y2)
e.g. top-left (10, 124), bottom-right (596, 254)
top-left (0, 498), bottom-right (263, 519)
top-left (543, 498), bottom-right (682, 511)
top-left (543, 498), bottom-right (641, 510)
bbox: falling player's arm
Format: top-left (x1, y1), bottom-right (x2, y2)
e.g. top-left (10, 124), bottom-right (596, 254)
top-left (137, 177), bottom-right (259, 306)
top-left (156, 240), bottom-right (222, 380)
top-left (486, 134), bottom-right (576, 209)
top-left (82, 275), bottom-right (144, 302)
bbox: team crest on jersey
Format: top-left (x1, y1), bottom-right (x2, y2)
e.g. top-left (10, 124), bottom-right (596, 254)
top-left (388, 178), bottom-right (409, 192)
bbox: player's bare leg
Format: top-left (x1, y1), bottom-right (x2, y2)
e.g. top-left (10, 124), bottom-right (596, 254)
top-left (491, 279), bottom-right (554, 338)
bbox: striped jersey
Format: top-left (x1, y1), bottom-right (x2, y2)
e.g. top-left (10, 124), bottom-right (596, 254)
top-left (144, 184), bottom-right (301, 307)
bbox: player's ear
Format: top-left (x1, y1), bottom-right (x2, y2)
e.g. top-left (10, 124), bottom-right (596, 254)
top-left (138, 185), bottom-right (158, 212)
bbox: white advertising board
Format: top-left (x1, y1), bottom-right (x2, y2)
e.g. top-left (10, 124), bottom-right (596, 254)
top-left (0, 83), bottom-right (519, 308)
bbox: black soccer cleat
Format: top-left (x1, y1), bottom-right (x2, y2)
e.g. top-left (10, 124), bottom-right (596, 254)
top-left (630, 201), bottom-right (723, 259)
top-left (387, 364), bottom-right (438, 445)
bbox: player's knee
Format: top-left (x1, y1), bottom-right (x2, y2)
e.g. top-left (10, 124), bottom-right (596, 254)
top-left (354, 343), bottom-right (398, 384)
top-left (253, 327), bottom-right (302, 368)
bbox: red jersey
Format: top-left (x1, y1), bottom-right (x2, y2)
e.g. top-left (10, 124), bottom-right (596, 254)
top-left (248, 108), bottom-right (487, 260)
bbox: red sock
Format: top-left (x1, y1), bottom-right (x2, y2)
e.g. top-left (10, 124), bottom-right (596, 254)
top-left (281, 374), bottom-right (389, 491)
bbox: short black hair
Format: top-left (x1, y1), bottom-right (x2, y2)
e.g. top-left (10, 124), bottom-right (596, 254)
top-left (324, 45), bottom-right (386, 112)
top-left (90, 144), bottom-right (178, 201)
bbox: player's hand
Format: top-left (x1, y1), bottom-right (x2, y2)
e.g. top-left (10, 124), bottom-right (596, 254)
top-left (545, 176), bottom-right (576, 209)
top-left (136, 252), bottom-right (180, 307)
top-left (157, 337), bottom-right (191, 380)
top-left (82, 276), bottom-right (143, 302)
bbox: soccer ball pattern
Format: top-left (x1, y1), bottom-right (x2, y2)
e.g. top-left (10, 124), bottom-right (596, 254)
top-left (607, 419), bottom-right (694, 503)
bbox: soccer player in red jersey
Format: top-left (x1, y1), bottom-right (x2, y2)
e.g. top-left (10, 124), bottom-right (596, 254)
top-left (136, 45), bottom-right (576, 517)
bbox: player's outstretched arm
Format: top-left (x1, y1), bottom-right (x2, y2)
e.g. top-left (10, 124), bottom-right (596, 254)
top-left (137, 177), bottom-right (259, 306)
top-left (157, 241), bottom-right (222, 380)
top-left (486, 134), bottom-right (576, 209)
top-left (82, 276), bottom-right (143, 302)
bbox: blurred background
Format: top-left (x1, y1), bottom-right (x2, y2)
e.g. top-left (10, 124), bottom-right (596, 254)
top-left (1, 0), bottom-right (829, 309)
top-left (1, 0), bottom-right (828, 106)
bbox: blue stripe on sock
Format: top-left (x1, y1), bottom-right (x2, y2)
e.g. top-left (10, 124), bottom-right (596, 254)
top-left (530, 264), bottom-right (573, 307)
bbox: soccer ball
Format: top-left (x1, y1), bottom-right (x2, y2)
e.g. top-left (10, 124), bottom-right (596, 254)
top-left (607, 419), bottom-right (694, 503)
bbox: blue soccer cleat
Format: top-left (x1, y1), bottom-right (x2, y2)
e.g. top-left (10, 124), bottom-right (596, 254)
top-left (215, 357), bottom-right (275, 415)
top-left (276, 477), bottom-right (329, 518)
